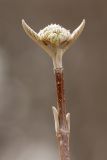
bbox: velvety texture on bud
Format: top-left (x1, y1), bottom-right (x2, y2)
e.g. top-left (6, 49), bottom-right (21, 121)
top-left (22, 19), bottom-right (85, 68)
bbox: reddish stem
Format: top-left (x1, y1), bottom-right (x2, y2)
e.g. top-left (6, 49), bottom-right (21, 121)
top-left (55, 68), bottom-right (70, 160)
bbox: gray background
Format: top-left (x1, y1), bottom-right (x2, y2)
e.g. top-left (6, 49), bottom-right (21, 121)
top-left (0, 0), bottom-right (107, 160)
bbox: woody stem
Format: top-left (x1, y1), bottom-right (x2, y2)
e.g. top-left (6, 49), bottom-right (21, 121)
top-left (54, 67), bottom-right (70, 160)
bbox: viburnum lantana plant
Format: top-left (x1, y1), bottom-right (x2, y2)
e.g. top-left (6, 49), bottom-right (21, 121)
top-left (22, 19), bottom-right (85, 160)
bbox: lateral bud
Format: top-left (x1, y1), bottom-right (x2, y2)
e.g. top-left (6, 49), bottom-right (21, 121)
top-left (52, 106), bottom-right (59, 133)
top-left (66, 113), bottom-right (70, 132)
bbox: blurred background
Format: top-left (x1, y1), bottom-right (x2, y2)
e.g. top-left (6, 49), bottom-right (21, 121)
top-left (0, 0), bottom-right (107, 160)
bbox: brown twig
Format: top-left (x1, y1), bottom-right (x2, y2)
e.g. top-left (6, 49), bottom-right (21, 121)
top-left (53, 68), bottom-right (70, 160)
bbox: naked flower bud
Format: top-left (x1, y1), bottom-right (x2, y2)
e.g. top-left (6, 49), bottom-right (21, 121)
top-left (22, 19), bottom-right (85, 69)
top-left (38, 24), bottom-right (71, 47)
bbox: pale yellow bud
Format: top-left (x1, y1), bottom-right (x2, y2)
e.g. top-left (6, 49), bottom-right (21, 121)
top-left (22, 19), bottom-right (85, 69)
